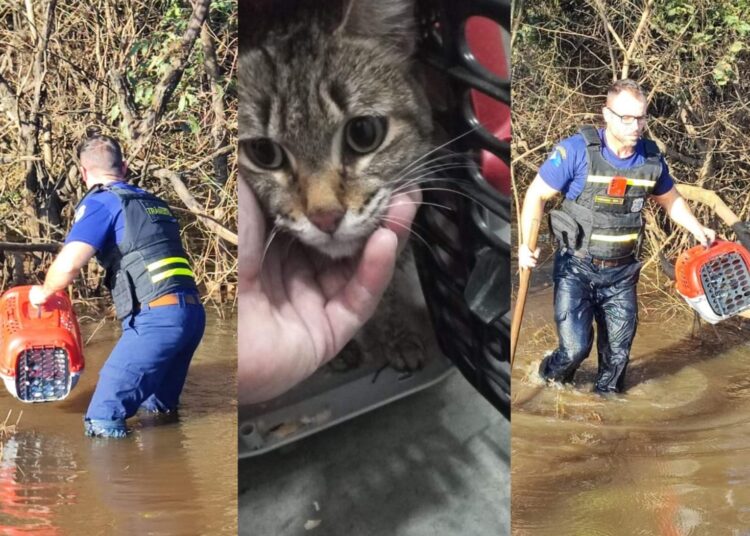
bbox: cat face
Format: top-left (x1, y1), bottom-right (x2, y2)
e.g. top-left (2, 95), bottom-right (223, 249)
top-left (238, 0), bottom-right (432, 258)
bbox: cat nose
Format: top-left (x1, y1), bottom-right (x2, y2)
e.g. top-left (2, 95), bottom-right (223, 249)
top-left (309, 209), bottom-right (345, 234)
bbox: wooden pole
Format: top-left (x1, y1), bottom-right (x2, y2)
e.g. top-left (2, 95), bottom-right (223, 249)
top-left (510, 218), bottom-right (540, 368)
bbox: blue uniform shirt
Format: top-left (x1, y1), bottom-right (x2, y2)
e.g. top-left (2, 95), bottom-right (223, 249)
top-left (539, 128), bottom-right (674, 200)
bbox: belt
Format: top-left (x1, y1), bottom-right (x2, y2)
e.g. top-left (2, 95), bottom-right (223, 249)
top-left (569, 251), bottom-right (636, 269)
top-left (147, 293), bottom-right (200, 308)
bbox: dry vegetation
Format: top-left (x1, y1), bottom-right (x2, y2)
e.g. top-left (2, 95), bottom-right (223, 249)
top-left (512, 0), bottom-right (750, 302)
top-left (0, 0), bottom-right (237, 311)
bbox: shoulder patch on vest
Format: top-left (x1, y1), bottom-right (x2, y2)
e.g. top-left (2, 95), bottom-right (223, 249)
top-left (74, 204), bottom-right (86, 222)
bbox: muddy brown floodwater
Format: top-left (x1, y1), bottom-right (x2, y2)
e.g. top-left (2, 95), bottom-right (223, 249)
top-left (0, 310), bottom-right (237, 535)
top-left (512, 267), bottom-right (750, 536)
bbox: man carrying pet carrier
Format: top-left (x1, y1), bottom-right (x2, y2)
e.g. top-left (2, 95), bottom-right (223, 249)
top-left (29, 133), bottom-right (205, 437)
top-left (517, 79), bottom-right (715, 394)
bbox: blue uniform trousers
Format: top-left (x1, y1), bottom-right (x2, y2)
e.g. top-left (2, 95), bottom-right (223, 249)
top-left (85, 294), bottom-right (206, 423)
top-left (539, 251), bottom-right (641, 393)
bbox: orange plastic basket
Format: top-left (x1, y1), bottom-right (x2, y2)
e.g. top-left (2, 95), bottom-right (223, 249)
top-left (0, 286), bottom-right (84, 402)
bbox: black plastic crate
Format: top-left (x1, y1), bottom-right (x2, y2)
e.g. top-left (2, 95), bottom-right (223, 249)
top-left (413, 0), bottom-right (511, 418)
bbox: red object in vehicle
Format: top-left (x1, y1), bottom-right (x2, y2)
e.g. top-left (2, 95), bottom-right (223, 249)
top-left (0, 286), bottom-right (84, 402)
top-left (675, 240), bottom-right (750, 323)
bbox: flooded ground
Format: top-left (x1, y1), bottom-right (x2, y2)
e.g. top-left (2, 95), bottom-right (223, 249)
top-left (512, 263), bottom-right (750, 535)
top-left (0, 309), bottom-right (237, 535)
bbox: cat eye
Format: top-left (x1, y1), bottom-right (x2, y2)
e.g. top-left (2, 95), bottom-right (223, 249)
top-left (344, 116), bottom-right (388, 154)
top-left (244, 138), bottom-right (286, 170)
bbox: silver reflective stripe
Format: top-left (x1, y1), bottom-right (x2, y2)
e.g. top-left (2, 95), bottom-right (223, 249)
top-left (590, 233), bottom-right (639, 242)
top-left (587, 175), bottom-right (656, 187)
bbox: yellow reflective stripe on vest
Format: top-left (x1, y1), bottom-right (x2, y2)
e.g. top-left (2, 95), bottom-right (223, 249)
top-left (151, 267), bottom-right (194, 283)
top-left (146, 256), bottom-right (191, 271)
top-left (587, 175), bottom-right (656, 187)
top-left (590, 233), bottom-right (639, 242)
top-left (146, 257), bottom-right (194, 283)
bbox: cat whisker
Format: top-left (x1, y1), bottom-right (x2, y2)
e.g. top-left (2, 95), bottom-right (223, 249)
top-left (398, 151), bottom-right (469, 176)
top-left (260, 225), bottom-right (281, 271)
top-left (380, 216), bottom-right (438, 258)
top-left (391, 165), bottom-right (478, 196)
top-left (380, 213), bottom-right (434, 238)
top-left (397, 156), bottom-right (476, 181)
top-left (396, 125), bottom-right (482, 177)
top-left (383, 200), bottom-right (455, 212)
top-left (394, 159), bottom-right (479, 184)
top-left (396, 163), bottom-right (478, 187)
top-left (390, 177), bottom-right (467, 199)
top-left (410, 184), bottom-right (497, 212)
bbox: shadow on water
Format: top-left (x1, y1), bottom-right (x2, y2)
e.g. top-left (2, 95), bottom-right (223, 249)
top-left (512, 281), bottom-right (750, 535)
top-left (0, 310), bottom-right (237, 535)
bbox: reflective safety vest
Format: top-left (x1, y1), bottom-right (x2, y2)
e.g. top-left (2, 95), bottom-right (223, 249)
top-left (554, 126), bottom-right (662, 260)
top-left (77, 183), bottom-right (198, 319)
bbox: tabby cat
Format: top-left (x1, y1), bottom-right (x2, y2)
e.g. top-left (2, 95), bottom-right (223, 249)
top-left (238, 0), bottom-right (436, 370)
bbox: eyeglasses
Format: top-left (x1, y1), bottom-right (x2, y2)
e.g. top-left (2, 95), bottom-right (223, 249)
top-left (606, 107), bottom-right (648, 125)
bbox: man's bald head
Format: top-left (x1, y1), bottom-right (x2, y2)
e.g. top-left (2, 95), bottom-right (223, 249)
top-left (77, 134), bottom-right (125, 179)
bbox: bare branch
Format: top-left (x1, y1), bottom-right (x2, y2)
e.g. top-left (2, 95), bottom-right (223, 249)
top-left (151, 167), bottom-right (238, 245)
top-left (201, 16), bottom-right (229, 186)
top-left (622, 0), bottom-right (653, 79)
top-left (130, 0), bottom-right (212, 157)
top-left (0, 241), bottom-right (61, 252)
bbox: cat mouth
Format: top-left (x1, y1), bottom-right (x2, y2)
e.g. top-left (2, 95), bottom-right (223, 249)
top-left (296, 192), bottom-right (389, 258)
top-left (295, 215), bottom-right (381, 259)
top-left (309, 236), bottom-right (367, 259)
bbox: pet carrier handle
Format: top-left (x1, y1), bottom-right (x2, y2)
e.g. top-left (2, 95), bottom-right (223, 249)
top-left (510, 218), bottom-right (540, 368)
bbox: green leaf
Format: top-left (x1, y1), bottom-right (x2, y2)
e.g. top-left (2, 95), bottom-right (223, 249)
top-left (108, 104), bottom-right (120, 122)
top-left (187, 117), bottom-right (201, 135)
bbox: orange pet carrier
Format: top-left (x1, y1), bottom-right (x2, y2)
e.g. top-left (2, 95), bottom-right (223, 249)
top-left (675, 240), bottom-right (750, 324)
top-left (0, 286), bottom-right (84, 402)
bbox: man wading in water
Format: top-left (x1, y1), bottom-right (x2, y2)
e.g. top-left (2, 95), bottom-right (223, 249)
top-left (30, 133), bottom-right (205, 437)
top-left (517, 79), bottom-right (716, 394)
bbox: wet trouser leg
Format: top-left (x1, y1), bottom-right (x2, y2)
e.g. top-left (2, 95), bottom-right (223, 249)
top-left (592, 264), bottom-right (640, 393)
top-left (539, 253), bottom-right (595, 382)
top-left (85, 297), bottom-right (206, 429)
top-left (141, 302), bottom-right (206, 412)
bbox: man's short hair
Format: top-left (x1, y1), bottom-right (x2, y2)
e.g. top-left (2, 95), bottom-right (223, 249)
top-left (76, 133), bottom-right (125, 175)
top-left (606, 79), bottom-right (646, 104)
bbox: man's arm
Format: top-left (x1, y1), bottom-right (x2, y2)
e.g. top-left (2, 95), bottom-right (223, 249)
top-left (651, 186), bottom-right (716, 246)
top-left (518, 174), bottom-right (560, 268)
top-left (30, 241), bottom-right (97, 305)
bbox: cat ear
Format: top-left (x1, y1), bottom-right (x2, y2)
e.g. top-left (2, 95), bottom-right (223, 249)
top-left (336, 0), bottom-right (417, 56)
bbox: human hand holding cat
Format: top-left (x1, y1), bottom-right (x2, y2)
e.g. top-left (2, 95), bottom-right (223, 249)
top-left (238, 178), bottom-right (419, 404)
